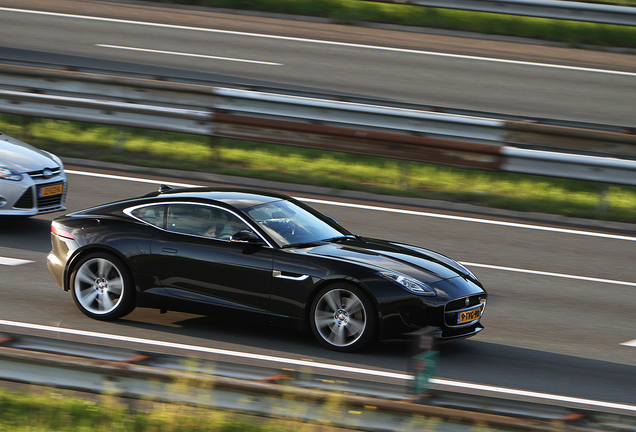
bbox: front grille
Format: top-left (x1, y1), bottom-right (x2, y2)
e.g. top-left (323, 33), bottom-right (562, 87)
top-left (27, 167), bottom-right (62, 180)
top-left (38, 192), bottom-right (64, 208)
top-left (444, 294), bottom-right (486, 327)
top-left (446, 295), bottom-right (483, 312)
top-left (14, 188), bottom-right (34, 209)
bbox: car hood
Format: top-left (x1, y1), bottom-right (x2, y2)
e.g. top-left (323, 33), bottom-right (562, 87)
top-left (0, 134), bottom-right (60, 172)
top-left (302, 237), bottom-right (477, 285)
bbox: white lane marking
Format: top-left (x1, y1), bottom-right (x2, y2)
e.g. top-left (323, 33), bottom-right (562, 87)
top-left (621, 340), bottom-right (636, 347)
top-left (66, 169), bottom-right (636, 244)
top-left (431, 378), bottom-right (636, 413)
top-left (0, 257), bottom-right (34, 266)
top-left (462, 262), bottom-right (636, 287)
top-left (96, 44), bottom-right (282, 66)
top-left (300, 197), bottom-right (636, 243)
top-left (3, 7), bottom-right (635, 77)
top-left (1, 319), bottom-right (635, 413)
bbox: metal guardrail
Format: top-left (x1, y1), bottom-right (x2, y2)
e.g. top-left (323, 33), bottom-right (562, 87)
top-left (362, 0), bottom-right (636, 26)
top-left (1, 64), bottom-right (636, 185)
top-left (1, 331), bottom-right (635, 432)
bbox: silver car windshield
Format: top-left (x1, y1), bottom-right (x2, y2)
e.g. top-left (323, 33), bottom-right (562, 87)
top-left (245, 200), bottom-right (349, 247)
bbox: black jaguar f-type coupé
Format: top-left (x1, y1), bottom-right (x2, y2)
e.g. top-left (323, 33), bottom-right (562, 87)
top-left (48, 187), bottom-right (486, 352)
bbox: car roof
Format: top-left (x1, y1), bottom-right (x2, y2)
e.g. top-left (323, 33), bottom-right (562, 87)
top-left (145, 187), bottom-right (291, 210)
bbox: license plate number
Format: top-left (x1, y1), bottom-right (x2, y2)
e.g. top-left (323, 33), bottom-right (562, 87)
top-left (458, 307), bottom-right (481, 324)
top-left (39, 184), bottom-right (63, 197)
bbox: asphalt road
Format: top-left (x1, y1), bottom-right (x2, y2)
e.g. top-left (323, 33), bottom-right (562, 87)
top-left (0, 0), bottom-right (635, 127)
top-left (1, 165), bottom-right (635, 408)
top-left (0, 0), bottom-right (635, 411)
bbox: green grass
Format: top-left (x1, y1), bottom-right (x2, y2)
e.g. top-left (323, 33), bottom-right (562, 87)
top-left (0, 386), bottom-right (344, 432)
top-left (152, 0), bottom-right (636, 48)
top-left (4, 115), bottom-right (636, 223)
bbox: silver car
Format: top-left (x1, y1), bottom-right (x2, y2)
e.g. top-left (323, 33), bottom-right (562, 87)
top-left (0, 132), bottom-right (67, 216)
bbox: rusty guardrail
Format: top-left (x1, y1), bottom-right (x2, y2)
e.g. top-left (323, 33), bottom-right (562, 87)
top-left (0, 63), bottom-right (635, 185)
top-left (362, 0), bottom-right (636, 26)
top-left (1, 330), bottom-right (635, 432)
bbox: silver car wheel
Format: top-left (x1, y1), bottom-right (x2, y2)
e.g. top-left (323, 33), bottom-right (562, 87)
top-left (73, 257), bottom-right (124, 315)
top-left (313, 288), bottom-right (367, 348)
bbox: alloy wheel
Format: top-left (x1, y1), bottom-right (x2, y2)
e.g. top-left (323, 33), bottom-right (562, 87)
top-left (73, 257), bottom-right (124, 315)
top-left (313, 288), bottom-right (368, 348)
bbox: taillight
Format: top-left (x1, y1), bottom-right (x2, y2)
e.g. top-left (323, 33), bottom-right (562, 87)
top-left (51, 221), bottom-right (74, 239)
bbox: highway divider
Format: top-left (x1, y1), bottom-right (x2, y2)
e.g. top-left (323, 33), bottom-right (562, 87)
top-left (362, 0), bottom-right (636, 26)
top-left (1, 330), bottom-right (635, 431)
top-left (0, 63), bottom-right (635, 185)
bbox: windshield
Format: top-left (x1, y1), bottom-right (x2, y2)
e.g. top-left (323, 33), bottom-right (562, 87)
top-left (245, 199), bottom-right (350, 247)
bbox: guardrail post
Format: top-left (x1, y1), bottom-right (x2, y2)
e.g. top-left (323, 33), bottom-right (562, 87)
top-left (398, 160), bottom-right (411, 190)
top-left (114, 126), bottom-right (126, 153)
top-left (597, 184), bottom-right (610, 213)
top-left (18, 116), bottom-right (33, 142)
top-left (409, 326), bottom-right (439, 400)
top-left (208, 136), bottom-right (222, 164)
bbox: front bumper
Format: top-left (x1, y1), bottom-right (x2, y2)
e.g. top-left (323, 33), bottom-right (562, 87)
top-left (0, 171), bottom-right (67, 216)
top-left (378, 292), bottom-right (487, 342)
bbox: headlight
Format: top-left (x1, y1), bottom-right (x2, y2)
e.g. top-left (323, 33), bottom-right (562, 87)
top-left (0, 167), bottom-right (23, 181)
top-left (379, 271), bottom-right (436, 296)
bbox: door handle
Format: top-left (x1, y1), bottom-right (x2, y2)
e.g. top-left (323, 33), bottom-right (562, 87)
top-left (162, 248), bottom-right (178, 254)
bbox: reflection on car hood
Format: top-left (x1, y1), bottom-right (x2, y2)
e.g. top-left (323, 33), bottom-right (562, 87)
top-left (304, 237), bottom-right (474, 284)
top-left (0, 135), bottom-right (59, 172)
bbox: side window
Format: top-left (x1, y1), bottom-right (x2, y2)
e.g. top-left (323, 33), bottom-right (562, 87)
top-left (210, 211), bottom-right (252, 240)
top-left (132, 205), bottom-right (165, 228)
top-left (165, 204), bottom-right (251, 240)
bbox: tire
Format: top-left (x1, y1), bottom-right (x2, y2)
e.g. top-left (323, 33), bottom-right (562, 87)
top-left (310, 283), bottom-right (377, 352)
top-left (69, 252), bottom-right (135, 320)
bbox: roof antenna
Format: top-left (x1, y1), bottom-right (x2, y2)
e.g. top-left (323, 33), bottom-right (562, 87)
top-left (159, 184), bottom-right (174, 193)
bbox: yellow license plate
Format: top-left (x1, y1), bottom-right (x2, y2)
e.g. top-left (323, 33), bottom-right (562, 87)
top-left (39, 184), bottom-right (63, 197)
top-left (458, 307), bottom-right (481, 324)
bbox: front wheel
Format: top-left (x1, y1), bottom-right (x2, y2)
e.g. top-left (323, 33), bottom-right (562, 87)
top-left (70, 253), bottom-right (135, 320)
top-left (310, 283), bottom-right (377, 352)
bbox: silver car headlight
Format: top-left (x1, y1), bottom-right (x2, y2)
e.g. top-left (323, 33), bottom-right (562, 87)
top-left (0, 166), bottom-right (23, 181)
top-left (379, 271), bottom-right (437, 296)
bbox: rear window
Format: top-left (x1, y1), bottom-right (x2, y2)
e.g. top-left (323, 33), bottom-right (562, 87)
top-left (131, 204), bottom-right (166, 228)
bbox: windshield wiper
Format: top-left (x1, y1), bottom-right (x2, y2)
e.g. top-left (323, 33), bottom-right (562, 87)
top-left (282, 241), bottom-right (325, 249)
top-left (282, 235), bottom-right (356, 249)
top-left (323, 235), bottom-right (357, 242)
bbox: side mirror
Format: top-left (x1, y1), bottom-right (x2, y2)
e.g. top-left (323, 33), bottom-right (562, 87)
top-left (231, 230), bottom-right (263, 244)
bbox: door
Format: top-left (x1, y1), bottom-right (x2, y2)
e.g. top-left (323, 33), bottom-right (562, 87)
top-left (149, 203), bottom-right (273, 311)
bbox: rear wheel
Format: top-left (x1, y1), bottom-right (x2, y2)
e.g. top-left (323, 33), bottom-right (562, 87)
top-left (310, 283), bottom-right (377, 352)
top-left (70, 253), bottom-right (135, 320)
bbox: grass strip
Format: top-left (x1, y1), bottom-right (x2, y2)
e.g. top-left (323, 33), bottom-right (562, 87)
top-left (4, 114), bottom-right (636, 224)
top-left (153, 0), bottom-right (636, 48)
top-left (0, 385), bottom-right (351, 432)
